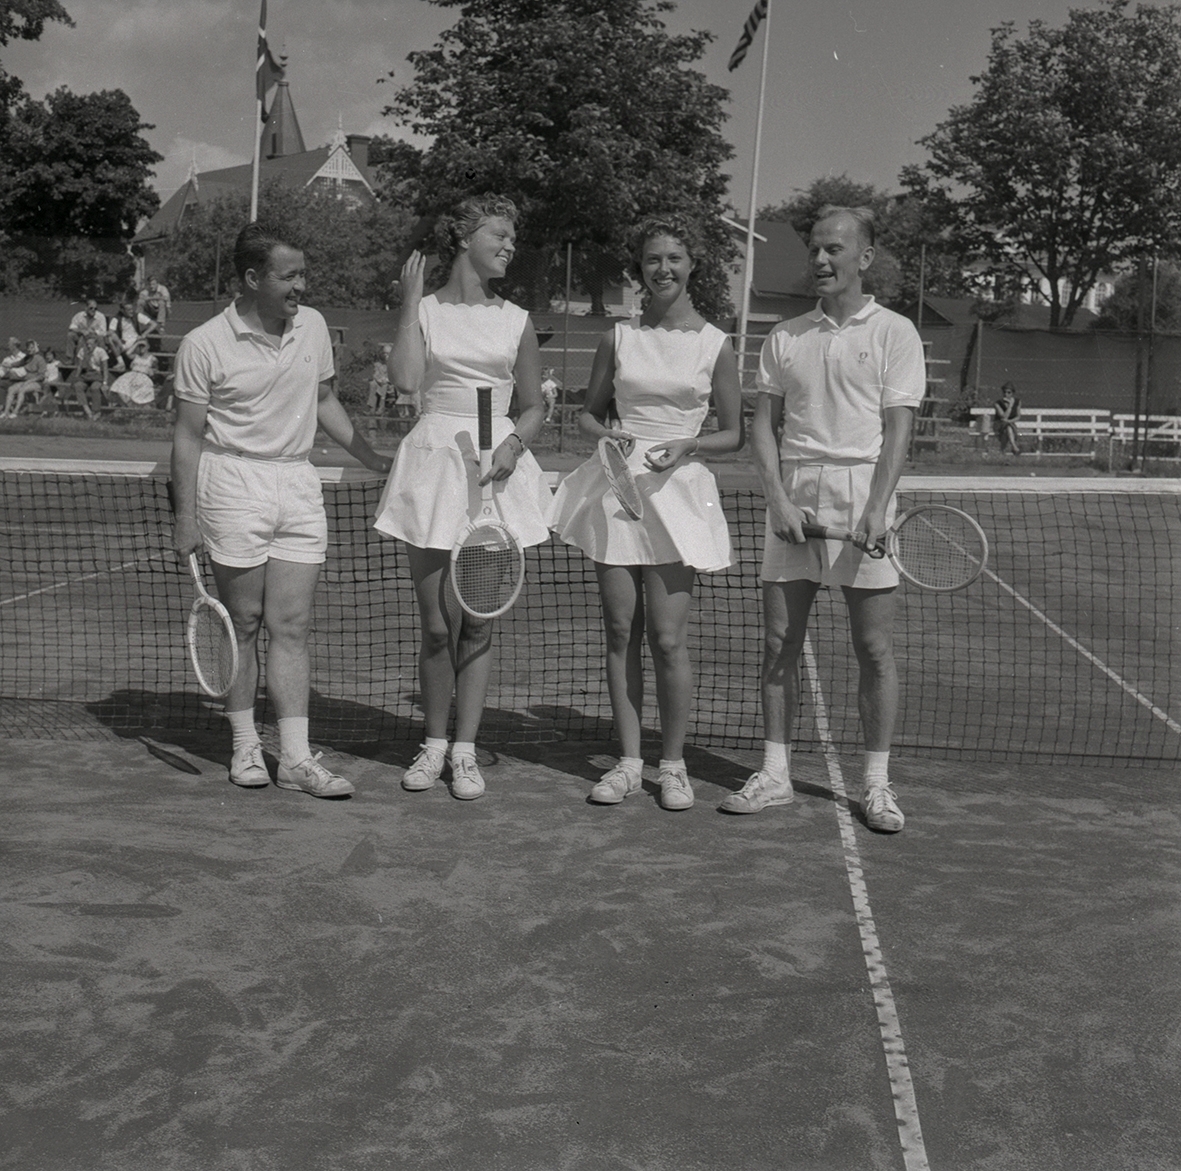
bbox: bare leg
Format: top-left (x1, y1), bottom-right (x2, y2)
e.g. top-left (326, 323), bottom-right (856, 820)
top-left (843, 586), bottom-right (899, 752)
top-left (261, 559), bottom-right (321, 717)
top-left (595, 563), bottom-right (645, 759)
top-left (210, 561), bottom-right (267, 716)
top-left (760, 579), bottom-right (820, 744)
top-left (407, 545), bottom-right (458, 740)
top-left (641, 562), bottom-right (696, 761)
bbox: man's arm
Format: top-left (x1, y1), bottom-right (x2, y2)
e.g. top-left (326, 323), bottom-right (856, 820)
top-left (171, 399), bottom-right (207, 557)
top-left (316, 381), bottom-right (393, 475)
top-left (861, 405), bottom-right (915, 547)
top-left (751, 392), bottom-right (809, 543)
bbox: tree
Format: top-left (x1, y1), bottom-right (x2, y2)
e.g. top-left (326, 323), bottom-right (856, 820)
top-left (1094, 261), bottom-right (1181, 332)
top-left (1, 86), bottom-right (160, 297)
top-left (759, 174), bottom-right (971, 308)
top-left (152, 180), bottom-right (415, 309)
top-left (380, 0), bottom-right (737, 319)
top-left (0, 0), bottom-right (72, 126)
top-left (904, 0), bottom-right (1181, 328)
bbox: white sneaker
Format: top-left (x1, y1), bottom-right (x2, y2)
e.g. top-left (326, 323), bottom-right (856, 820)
top-left (402, 745), bottom-right (446, 791)
top-left (229, 742), bottom-right (269, 788)
top-left (275, 752), bottom-right (355, 798)
top-left (589, 764), bottom-right (642, 804)
top-left (862, 782), bottom-right (904, 832)
top-left (449, 754), bottom-right (486, 800)
top-left (718, 771), bottom-right (793, 814)
top-left (659, 765), bottom-right (694, 811)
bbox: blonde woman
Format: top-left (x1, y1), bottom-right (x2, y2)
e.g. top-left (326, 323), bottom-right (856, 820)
top-left (376, 194), bottom-right (553, 800)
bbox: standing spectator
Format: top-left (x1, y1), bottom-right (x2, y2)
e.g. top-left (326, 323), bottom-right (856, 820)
top-left (540, 365), bottom-right (561, 423)
top-left (368, 343), bottom-right (394, 413)
top-left (2, 340), bottom-right (46, 417)
top-left (69, 333), bottom-right (110, 418)
top-left (67, 300), bottom-right (107, 359)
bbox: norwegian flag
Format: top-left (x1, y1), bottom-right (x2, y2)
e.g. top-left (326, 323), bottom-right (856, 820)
top-left (256, 0), bottom-right (285, 117)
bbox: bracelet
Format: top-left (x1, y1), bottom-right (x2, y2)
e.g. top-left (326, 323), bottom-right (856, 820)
top-left (505, 432), bottom-right (526, 454)
top-left (689, 438), bottom-right (700, 455)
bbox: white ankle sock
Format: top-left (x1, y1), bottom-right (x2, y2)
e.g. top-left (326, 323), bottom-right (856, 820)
top-left (618, 756), bottom-right (644, 778)
top-left (424, 736), bottom-right (448, 755)
top-left (659, 758), bottom-right (686, 774)
top-left (864, 750), bottom-right (890, 786)
top-left (227, 709), bottom-right (260, 752)
top-left (762, 741), bottom-right (789, 782)
top-left (278, 717), bottom-right (311, 768)
top-left (451, 740), bottom-right (477, 761)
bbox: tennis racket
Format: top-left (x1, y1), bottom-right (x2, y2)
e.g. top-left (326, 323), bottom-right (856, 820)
top-left (802, 504), bottom-right (988, 592)
top-left (186, 553), bottom-right (239, 697)
top-left (449, 385), bottom-right (526, 619)
top-left (598, 435), bottom-right (643, 520)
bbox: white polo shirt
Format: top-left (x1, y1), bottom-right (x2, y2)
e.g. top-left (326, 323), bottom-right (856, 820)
top-left (757, 298), bottom-right (925, 463)
top-left (174, 302), bottom-right (334, 460)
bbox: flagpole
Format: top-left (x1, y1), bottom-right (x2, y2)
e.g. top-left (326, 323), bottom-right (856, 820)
top-left (737, 0), bottom-right (772, 387)
top-left (251, 0), bottom-right (266, 221)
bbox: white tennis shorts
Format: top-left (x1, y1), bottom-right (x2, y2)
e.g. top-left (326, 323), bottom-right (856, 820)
top-left (197, 449), bottom-right (327, 568)
top-left (760, 461), bottom-right (899, 589)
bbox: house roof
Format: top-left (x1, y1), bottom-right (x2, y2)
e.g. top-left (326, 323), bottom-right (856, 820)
top-left (133, 141), bottom-right (379, 246)
top-left (729, 217), bottom-right (813, 298)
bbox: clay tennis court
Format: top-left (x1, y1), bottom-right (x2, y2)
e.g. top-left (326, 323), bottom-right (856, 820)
top-left (2, 438), bottom-right (1179, 1169)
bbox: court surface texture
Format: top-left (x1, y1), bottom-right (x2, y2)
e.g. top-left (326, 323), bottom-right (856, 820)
top-left (3, 736), bottom-right (1177, 1171)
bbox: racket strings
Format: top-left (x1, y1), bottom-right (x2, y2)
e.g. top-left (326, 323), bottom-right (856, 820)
top-left (452, 527), bottom-right (523, 616)
top-left (891, 512), bottom-right (987, 590)
top-left (601, 440), bottom-right (643, 519)
top-left (190, 601), bottom-right (237, 696)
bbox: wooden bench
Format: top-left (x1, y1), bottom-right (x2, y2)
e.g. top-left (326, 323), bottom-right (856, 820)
top-left (970, 406), bottom-right (1111, 458)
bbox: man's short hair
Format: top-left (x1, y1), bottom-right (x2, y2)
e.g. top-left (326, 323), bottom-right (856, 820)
top-left (233, 221), bottom-right (299, 281)
top-left (814, 205), bottom-right (877, 250)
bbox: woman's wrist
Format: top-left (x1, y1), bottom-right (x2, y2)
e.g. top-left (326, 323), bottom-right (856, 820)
top-left (505, 432), bottom-right (526, 454)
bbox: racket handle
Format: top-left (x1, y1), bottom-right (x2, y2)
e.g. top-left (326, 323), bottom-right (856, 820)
top-left (476, 385), bottom-right (493, 452)
top-left (800, 523), bottom-right (886, 558)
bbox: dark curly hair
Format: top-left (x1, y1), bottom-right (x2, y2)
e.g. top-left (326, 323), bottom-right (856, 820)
top-left (434, 194), bottom-right (519, 272)
top-left (627, 214), bottom-right (705, 284)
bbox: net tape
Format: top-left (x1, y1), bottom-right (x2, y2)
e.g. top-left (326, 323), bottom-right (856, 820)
top-left (1, 466), bottom-right (1177, 765)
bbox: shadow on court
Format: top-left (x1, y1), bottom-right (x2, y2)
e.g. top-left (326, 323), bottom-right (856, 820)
top-left (2, 738), bottom-right (1177, 1170)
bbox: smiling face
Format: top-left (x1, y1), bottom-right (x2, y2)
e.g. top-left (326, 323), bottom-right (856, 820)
top-left (250, 244), bottom-right (306, 322)
top-left (809, 213), bottom-right (873, 304)
top-left (639, 233), bottom-right (696, 302)
top-left (462, 216), bottom-right (516, 279)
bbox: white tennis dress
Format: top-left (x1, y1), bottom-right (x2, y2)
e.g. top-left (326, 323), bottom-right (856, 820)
top-left (551, 319), bottom-right (733, 572)
top-left (374, 295), bottom-right (554, 549)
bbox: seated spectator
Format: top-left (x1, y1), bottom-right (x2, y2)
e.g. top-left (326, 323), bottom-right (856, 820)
top-left (992, 382), bottom-right (1021, 455)
top-left (109, 338), bottom-right (159, 406)
top-left (69, 334), bottom-right (110, 419)
top-left (2, 336), bottom-right (27, 381)
top-left (137, 277), bottom-right (171, 351)
top-left (107, 296), bottom-right (160, 372)
top-left (67, 300), bottom-right (107, 359)
top-left (2, 339), bottom-right (47, 417)
top-left (368, 343), bottom-right (394, 413)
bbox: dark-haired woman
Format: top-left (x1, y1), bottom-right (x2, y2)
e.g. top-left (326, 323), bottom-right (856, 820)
top-left (550, 216), bottom-right (744, 811)
top-left (376, 195), bottom-right (552, 800)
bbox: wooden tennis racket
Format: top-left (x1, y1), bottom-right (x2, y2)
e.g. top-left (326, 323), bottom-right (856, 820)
top-left (803, 504), bottom-right (988, 592)
top-left (449, 385), bottom-right (526, 619)
top-left (598, 435), bottom-right (643, 520)
top-left (186, 553), bottom-right (239, 696)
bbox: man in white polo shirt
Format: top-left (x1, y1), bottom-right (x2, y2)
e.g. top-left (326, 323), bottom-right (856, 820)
top-left (171, 221), bottom-right (392, 797)
top-left (723, 206), bottom-right (924, 831)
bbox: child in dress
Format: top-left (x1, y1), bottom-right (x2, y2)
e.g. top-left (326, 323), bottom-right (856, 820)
top-left (550, 215), bottom-right (744, 810)
top-left (375, 194), bottom-right (553, 800)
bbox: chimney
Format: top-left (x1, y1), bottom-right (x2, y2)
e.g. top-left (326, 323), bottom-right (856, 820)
top-left (346, 135), bottom-right (371, 171)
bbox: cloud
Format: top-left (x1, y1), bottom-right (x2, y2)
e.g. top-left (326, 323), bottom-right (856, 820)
top-left (156, 135), bottom-right (248, 201)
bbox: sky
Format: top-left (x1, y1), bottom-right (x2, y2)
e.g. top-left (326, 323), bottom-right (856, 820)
top-left (5, 0), bottom-right (1107, 211)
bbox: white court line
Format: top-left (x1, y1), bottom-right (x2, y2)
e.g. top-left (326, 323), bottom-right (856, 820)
top-left (802, 637), bottom-right (930, 1171)
top-left (981, 566), bottom-right (1181, 736)
top-left (0, 555), bottom-right (163, 608)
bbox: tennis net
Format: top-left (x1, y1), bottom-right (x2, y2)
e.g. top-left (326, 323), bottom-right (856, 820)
top-left (2, 460), bottom-right (1178, 765)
